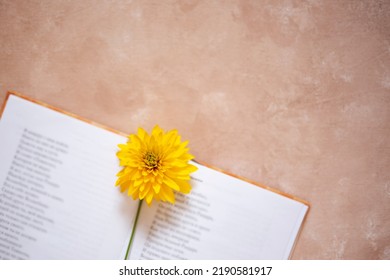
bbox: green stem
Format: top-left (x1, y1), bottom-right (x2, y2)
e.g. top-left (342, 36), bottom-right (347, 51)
top-left (124, 199), bottom-right (143, 260)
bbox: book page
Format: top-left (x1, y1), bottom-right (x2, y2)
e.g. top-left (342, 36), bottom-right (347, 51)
top-left (0, 95), bottom-right (137, 259)
top-left (129, 162), bottom-right (308, 259)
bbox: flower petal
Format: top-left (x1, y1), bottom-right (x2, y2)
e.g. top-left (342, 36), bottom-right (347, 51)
top-left (163, 176), bottom-right (180, 191)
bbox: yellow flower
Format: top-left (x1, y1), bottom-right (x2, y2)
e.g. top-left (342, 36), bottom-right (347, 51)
top-left (116, 125), bottom-right (198, 205)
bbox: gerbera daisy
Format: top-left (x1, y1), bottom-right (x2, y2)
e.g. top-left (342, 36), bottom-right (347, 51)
top-left (116, 125), bottom-right (197, 205)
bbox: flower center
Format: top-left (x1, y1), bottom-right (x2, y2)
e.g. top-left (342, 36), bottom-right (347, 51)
top-left (144, 151), bottom-right (159, 170)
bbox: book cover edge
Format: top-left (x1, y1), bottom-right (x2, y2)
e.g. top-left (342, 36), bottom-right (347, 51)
top-left (2, 90), bottom-right (128, 138)
top-left (193, 158), bottom-right (310, 208)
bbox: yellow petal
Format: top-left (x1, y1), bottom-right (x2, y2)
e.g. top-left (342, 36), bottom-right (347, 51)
top-left (134, 179), bottom-right (143, 187)
top-left (145, 191), bottom-right (154, 205)
top-left (174, 179), bottom-right (192, 194)
top-left (137, 127), bottom-right (148, 141)
top-left (159, 187), bottom-right (175, 204)
top-left (163, 176), bottom-right (180, 191)
top-left (153, 184), bottom-right (161, 193)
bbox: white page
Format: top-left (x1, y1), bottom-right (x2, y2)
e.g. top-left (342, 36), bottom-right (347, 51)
top-left (0, 95), bottom-right (137, 259)
top-left (130, 161), bottom-right (308, 259)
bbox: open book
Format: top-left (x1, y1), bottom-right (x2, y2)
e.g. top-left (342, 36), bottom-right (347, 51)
top-left (0, 92), bottom-right (309, 260)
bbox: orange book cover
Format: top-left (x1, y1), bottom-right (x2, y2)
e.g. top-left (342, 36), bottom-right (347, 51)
top-left (0, 90), bottom-right (310, 259)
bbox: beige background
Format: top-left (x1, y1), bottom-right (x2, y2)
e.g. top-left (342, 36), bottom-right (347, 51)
top-left (0, 0), bottom-right (389, 259)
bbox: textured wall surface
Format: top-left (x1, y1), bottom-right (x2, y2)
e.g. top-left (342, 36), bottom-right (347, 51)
top-left (0, 0), bottom-right (389, 259)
